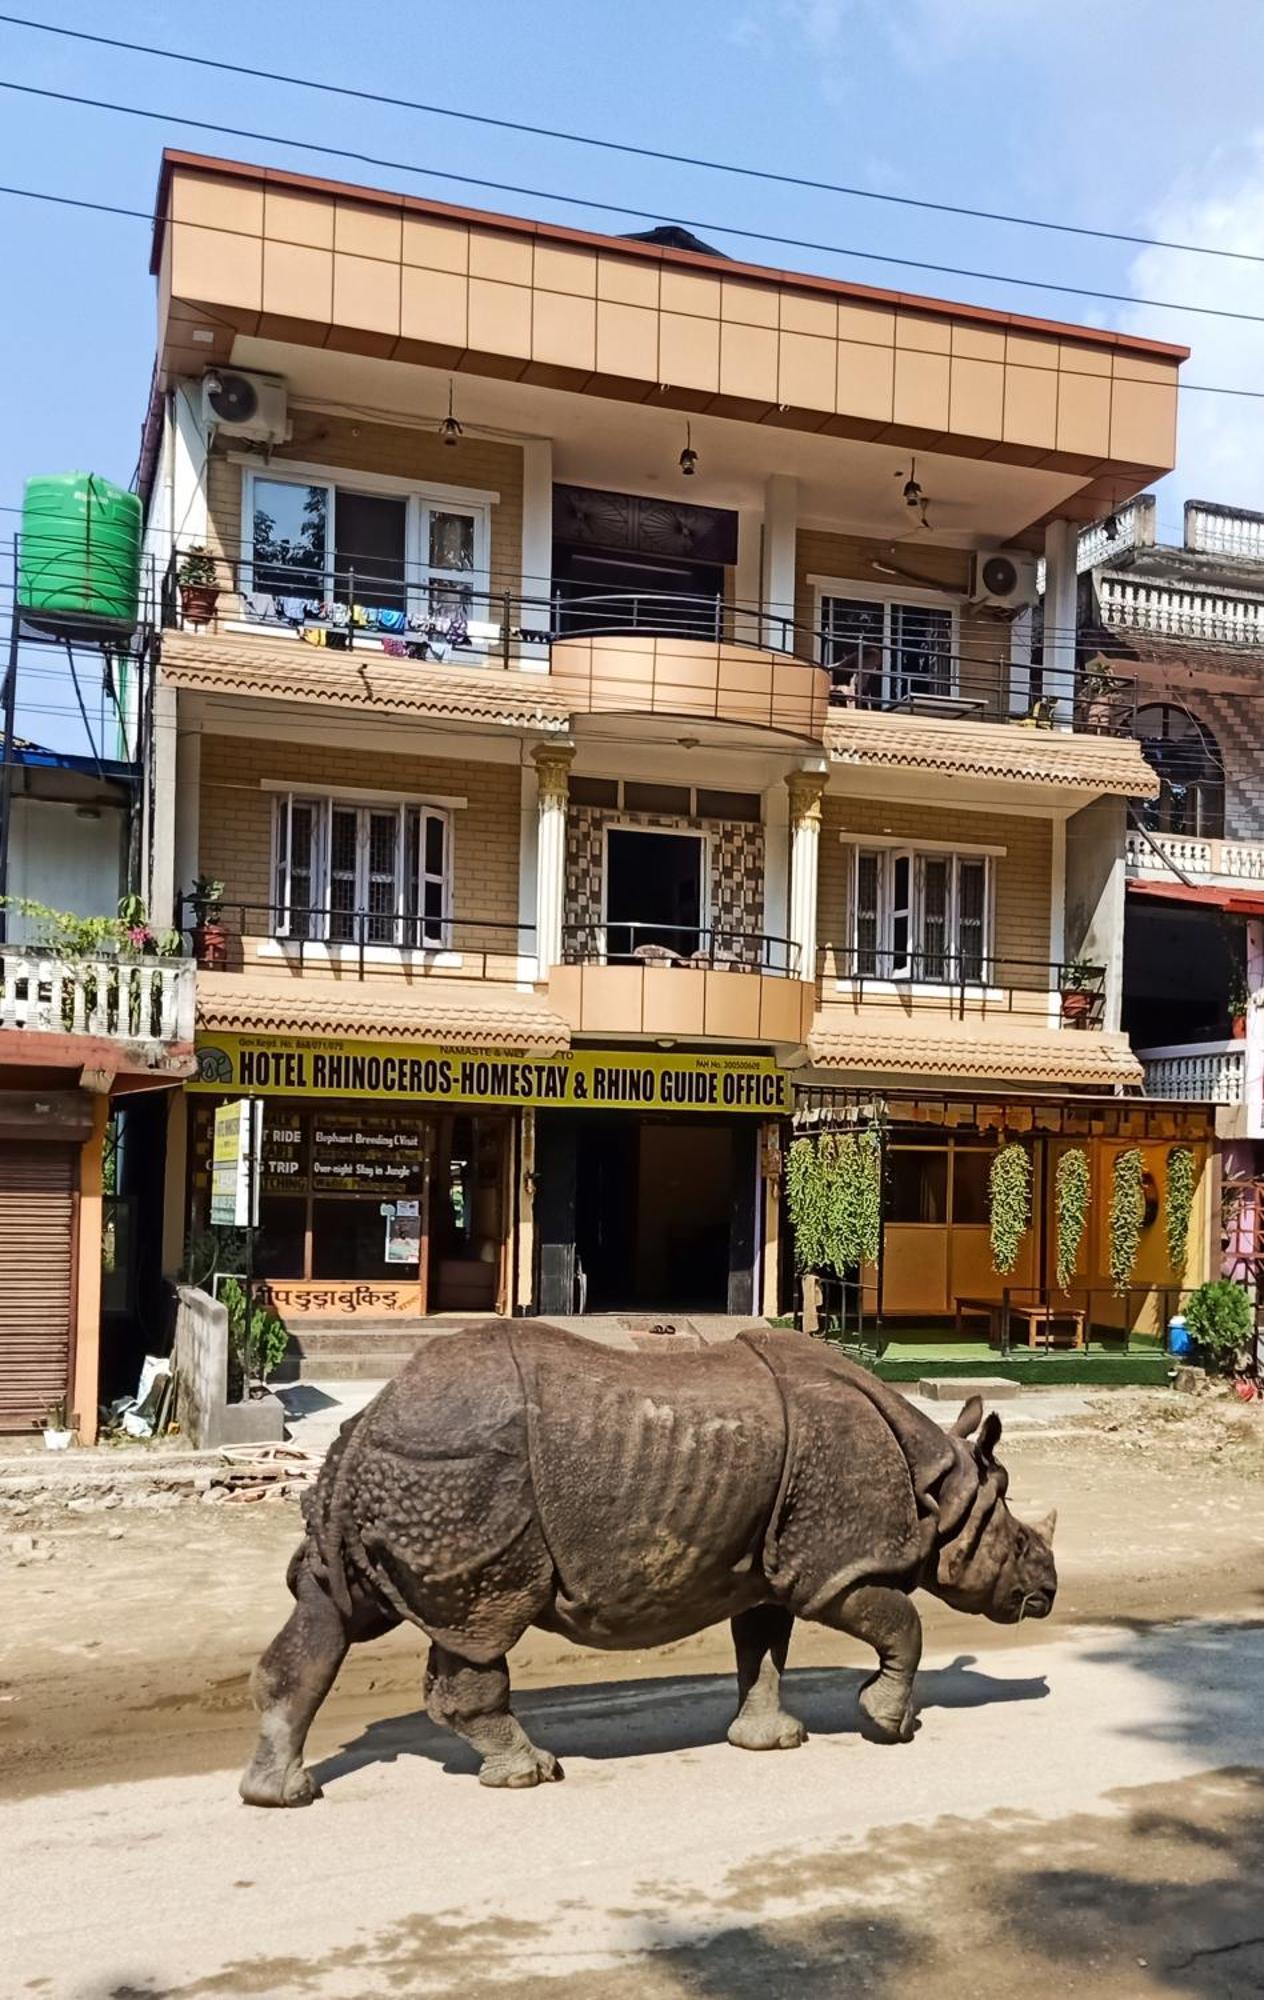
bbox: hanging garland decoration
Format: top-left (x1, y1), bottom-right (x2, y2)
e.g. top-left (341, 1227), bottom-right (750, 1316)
top-left (989, 1143), bottom-right (1032, 1275)
top-left (1109, 1147), bottom-right (1146, 1295)
top-left (787, 1137), bottom-right (827, 1272)
top-left (1165, 1146), bottom-right (1196, 1276)
top-left (1054, 1147), bottom-right (1091, 1292)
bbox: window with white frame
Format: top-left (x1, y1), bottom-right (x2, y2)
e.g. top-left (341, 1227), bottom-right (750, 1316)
top-left (272, 795), bottom-right (451, 948)
top-left (849, 847), bottom-right (990, 983)
top-left (818, 591), bottom-right (955, 706)
top-left (246, 472), bottom-right (486, 626)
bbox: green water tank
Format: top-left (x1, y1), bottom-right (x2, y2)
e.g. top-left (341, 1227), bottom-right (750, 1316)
top-left (18, 472), bottom-right (143, 638)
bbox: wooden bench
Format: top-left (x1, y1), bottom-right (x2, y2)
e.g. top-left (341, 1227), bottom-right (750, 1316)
top-left (954, 1297), bottom-right (1086, 1350)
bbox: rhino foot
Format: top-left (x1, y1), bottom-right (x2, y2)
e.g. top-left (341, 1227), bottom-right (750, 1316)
top-left (727, 1711), bottom-right (808, 1751)
top-left (239, 1758), bottom-right (322, 1808)
top-left (857, 1672), bottom-right (916, 1745)
top-left (478, 1746), bottom-right (565, 1789)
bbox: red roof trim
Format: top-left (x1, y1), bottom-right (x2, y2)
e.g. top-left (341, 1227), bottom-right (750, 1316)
top-left (149, 149), bottom-right (1190, 362)
top-left (1128, 878), bottom-right (1264, 917)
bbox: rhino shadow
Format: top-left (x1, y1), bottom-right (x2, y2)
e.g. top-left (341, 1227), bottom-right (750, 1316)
top-left (310, 1654), bottom-right (1048, 1788)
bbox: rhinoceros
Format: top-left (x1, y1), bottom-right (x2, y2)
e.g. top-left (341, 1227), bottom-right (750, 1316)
top-left (240, 1323), bottom-right (1056, 1803)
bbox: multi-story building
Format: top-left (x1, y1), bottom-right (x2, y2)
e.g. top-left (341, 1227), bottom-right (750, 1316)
top-left (1083, 496), bottom-right (1264, 1280)
top-left (138, 148), bottom-right (1210, 1357)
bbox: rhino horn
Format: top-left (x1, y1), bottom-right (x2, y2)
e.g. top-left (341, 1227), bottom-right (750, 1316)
top-left (951, 1395), bottom-right (984, 1439)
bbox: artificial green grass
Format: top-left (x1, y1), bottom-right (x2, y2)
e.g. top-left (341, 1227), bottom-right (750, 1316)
top-left (873, 1351), bottom-right (1172, 1387)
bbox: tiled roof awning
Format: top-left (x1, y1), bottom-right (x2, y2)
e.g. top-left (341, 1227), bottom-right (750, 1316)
top-left (196, 974), bottom-right (570, 1054)
top-left (806, 1017), bottom-right (1143, 1089)
top-left (825, 708), bottom-right (1159, 797)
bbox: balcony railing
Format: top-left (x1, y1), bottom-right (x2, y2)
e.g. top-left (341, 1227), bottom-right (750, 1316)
top-left (180, 903), bottom-right (536, 984)
top-left (0, 951), bottom-right (196, 1050)
top-left (1136, 1040), bottom-right (1245, 1104)
top-left (561, 921), bottom-right (803, 978)
top-left (1125, 829), bottom-right (1264, 886)
top-left (162, 550), bottom-right (1138, 735)
top-left (828, 947), bottom-right (1107, 1027)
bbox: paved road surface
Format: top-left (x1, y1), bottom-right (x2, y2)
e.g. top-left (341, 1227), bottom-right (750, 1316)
top-left (7, 1615), bottom-right (1263, 1998)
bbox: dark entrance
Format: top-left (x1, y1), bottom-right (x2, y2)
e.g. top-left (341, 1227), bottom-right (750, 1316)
top-left (535, 1113), bottom-right (758, 1315)
top-left (605, 827), bottom-right (703, 960)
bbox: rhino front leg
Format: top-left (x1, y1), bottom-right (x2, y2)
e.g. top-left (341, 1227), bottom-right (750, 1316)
top-left (240, 1560), bottom-right (394, 1808)
top-left (826, 1584), bottom-right (922, 1745)
top-left (426, 1645), bottom-right (563, 1789)
top-left (727, 1604), bottom-right (807, 1751)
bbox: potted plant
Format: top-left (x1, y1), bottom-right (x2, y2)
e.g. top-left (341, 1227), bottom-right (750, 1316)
top-left (190, 877), bottom-right (228, 971)
top-left (41, 1397), bottom-right (74, 1451)
top-left (1228, 965), bottom-right (1250, 1040)
top-left (1059, 958), bottom-right (1095, 1026)
top-left (177, 545), bottom-right (220, 626)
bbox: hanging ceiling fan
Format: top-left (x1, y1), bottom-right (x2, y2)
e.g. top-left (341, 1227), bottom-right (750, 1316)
top-left (891, 457), bottom-right (974, 537)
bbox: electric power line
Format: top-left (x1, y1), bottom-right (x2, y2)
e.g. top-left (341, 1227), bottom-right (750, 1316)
top-left (2, 10), bottom-right (1262, 273)
top-left (0, 76), bottom-right (1256, 330)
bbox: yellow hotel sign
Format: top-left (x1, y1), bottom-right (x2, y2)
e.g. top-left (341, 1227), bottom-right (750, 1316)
top-left (190, 1034), bottom-right (790, 1114)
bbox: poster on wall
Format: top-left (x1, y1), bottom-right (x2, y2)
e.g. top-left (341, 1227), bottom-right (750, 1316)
top-left (384, 1199), bottom-right (421, 1266)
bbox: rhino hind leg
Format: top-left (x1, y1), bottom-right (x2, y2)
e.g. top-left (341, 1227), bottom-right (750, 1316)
top-left (240, 1552), bottom-right (397, 1808)
top-left (823, 1584), bottom-right (922, 1745)
top-left (426, 1644), bottom-right (563, 1789)
top-left (727, 1604), bottom-right (807, 1751)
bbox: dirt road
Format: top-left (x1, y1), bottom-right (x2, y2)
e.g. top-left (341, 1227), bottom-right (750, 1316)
top-left (3, 1392), bottom-right (1263, 1997)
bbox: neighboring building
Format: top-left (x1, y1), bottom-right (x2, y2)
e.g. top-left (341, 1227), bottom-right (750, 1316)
top-left (1081, 496), bottom-right (1264, 1288)
top-left (0, 733), bottom-right (196, 1437)
top-left (137, 148), bottom-right (1206, 1355)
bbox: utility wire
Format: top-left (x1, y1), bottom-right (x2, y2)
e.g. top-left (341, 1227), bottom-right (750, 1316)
top-left (2, 10), bottom-right (1262, 273)
top-left (0, 78), bottom-right (1249, 329)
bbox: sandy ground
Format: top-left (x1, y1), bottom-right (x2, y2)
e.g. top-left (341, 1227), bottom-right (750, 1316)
top-left (3, 1389), bottom-right (1264, 1997)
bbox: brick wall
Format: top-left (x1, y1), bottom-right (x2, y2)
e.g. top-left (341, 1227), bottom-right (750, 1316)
top-left (794, 528), bottom-right (1009, 708)
top-left (205, 410), bottom-right (525, 601)
top-left (818, 796), bottom-right (1053, 991)
top-left (197, 733), bottom-right (521, 941)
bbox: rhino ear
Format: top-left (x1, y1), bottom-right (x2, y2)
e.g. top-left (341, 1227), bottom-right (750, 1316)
top-left (1034, 1507), bottom-right (1057, 1545)
top-left (977, 1411), bottom-right (1003, 1462)
top-left (951, 1395), bottom-right (984, 1439)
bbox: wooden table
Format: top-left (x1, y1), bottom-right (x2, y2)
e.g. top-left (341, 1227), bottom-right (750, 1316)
top-left (954, 1297), bottom-right (1086, 1349)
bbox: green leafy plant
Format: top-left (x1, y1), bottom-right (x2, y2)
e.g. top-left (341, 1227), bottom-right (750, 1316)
top-left (0, 894), bottom-right (182, 959)
top-left (1165, 1146), bottom-right (1197, 1276)
top-left (219, 1275), bottom-right (289, 1386)
top-left (1183, 1279), bottom-right (1254, 1373)
top-left (41, 1396), bottom-right (70, 1433)
top-left (988, 1143), bottom-right (1031, 1275)
top-left (1054, 1147), bottom-right (1091, 1292)
top-left (1109, 1147), bottom-right (1147, 1295)
top-left (191, 876), bottom-right (226, 920)
top-left (177, 544), bottom-right (218, 587)
top-left (787, 1138), bottom-right (827, 1272)
top-left (824, 1128), bottom-right (882, 1273)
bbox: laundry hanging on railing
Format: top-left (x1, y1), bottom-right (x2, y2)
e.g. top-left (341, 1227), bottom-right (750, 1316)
top-left (241, 592), bottom-right (474, 656)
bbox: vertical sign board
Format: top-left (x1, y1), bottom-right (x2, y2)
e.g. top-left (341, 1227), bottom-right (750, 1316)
top-left (210, 1099), bottom-right (261, 1228)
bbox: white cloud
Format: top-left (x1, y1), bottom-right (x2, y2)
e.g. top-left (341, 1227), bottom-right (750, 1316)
top-left (1121, 136), bottom-right (1264, 520)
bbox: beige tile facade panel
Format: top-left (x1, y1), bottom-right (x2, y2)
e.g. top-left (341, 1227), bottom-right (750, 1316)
top-left (817, 797), bottom-right (1052, 991)
top-left (167, 167), bottom-right (1179, 463)
top-left (197, 734), bottom-right (522, 937)
top-left (204, 415), bottom-right (524, 596)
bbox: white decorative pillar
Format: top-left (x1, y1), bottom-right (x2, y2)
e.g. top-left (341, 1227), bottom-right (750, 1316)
top-left (1042, 518), bottom-right (1079, 729)
top-left (519, 438), bottom-right (553, 671)
top-left (786, 768), bottom-right (827, 980)
top-left (761, 473), bottom-right (798, 652)
top-left (532, 742), bottom-right (574, 973)
top-left (173, 722), bottom-right (202, 929)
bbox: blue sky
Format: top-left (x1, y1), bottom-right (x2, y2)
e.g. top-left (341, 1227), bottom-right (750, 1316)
top-left (4, 0), bottom-right (1264, 752)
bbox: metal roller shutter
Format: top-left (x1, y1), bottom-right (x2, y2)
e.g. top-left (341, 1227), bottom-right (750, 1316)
top-left (0, 1145), bottom-right (76, 1432)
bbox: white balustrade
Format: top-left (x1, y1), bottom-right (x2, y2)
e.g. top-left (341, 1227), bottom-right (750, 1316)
top-left (1136, 1040), bottom-right (1244, 1104)
top-left (1126, 829), bottom-right (1264, 886)
top-left (0, 953), bottom-right (196, 1054)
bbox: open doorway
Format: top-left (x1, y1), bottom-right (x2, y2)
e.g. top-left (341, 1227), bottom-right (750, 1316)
top-left (606, 827), bottom-right (704, 960)
top-left (574, 1117), bottom-right (736, 1311)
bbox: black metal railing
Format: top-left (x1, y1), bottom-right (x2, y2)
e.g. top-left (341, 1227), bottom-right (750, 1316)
top-left (179, 900), bottom-right (535, 984)
top-left (561, 920), bottom-right (803, 978)
top-left (826, 946), bottom-right (1107, 1027)
top-left (162, 549), bottom-right (1139, 736)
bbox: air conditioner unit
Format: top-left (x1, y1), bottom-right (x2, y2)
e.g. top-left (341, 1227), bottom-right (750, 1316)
top-left (200, 369), bottom-right (290, 445)
top-left (972, 549), bottom-right (1038, 610)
